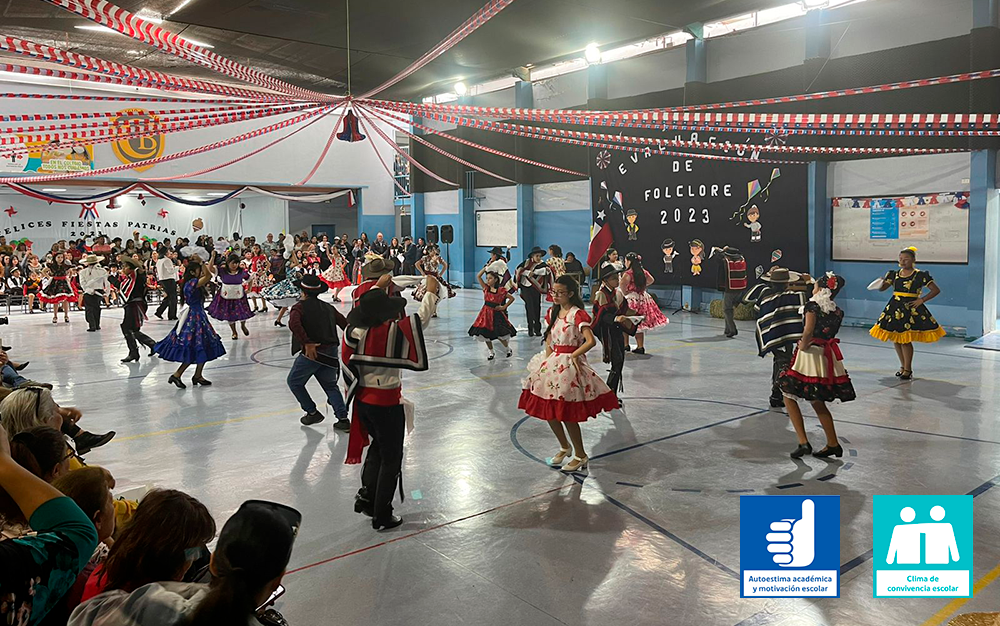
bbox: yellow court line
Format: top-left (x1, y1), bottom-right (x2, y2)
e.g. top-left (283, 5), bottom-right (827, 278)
top-left (113, 408), bottom-right (300, 442)
top-left (920, 561), bottom-right (1000, 626)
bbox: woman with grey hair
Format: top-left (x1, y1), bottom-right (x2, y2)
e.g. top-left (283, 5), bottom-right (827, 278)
top-left (0, 387), bottom-right (114, 456)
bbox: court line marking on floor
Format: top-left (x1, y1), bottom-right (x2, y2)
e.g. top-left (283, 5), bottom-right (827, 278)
top-left (920, 559), bottom-right (1000, 626)
top-left (283, 483), bottom-right (572, 576)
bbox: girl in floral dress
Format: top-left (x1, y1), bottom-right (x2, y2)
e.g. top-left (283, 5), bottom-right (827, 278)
top-left (40, 253), bottom-right (74, 323)
top-left (262, 251), bottom-right (301, 327)
top-left (154, 252), bottom-right (226, 388)
top-left (518, 274), bottom-right (619, 472)
top-left (779, 273), bottom-right (856, 460)
top-left (620, 253), bottom-right (668, 354)
top-left (870, 246), bottom-right (944, 379)
top-left (319, 245), bottom-right (352, 302)
top-left (246, 244), bottom-right (272, 313)
top-left (413, 246), bottom-right (455, 300)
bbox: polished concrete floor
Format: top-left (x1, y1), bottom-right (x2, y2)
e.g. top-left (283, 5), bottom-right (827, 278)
top-left (8, 289), bottom-right (1000, 626)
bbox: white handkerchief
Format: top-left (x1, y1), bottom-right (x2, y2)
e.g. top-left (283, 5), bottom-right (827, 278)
top-left (401, 397), bottom-right (415, 434)
top-left (866, 277), bottom-right (884, 291)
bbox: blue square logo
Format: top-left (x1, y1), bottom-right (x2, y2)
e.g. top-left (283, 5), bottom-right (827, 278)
top-left (872, 495), bottom-right (973, 598)
top-left (740, 495), bottom-right (840, 598)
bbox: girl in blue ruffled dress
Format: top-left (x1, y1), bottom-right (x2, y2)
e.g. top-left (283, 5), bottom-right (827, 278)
top-left (154, 252), bottom-right (227, 389)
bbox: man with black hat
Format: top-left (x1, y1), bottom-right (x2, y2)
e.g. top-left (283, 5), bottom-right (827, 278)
top-left (743, 267), bottom-right (808, 407)
top-left (119, 256), bottom-right (157, 363)
top-left (515, 246), bottom-right (552, 337)
top-left (342, 273), bottom-right (441, 530)
top-left (592, 263), bottom-right (637, 399)
top-left (78, 253), bottom-right (109, 332)
top-left (710, 245), bottom-right (748, 338)
top-left (287, 274), bottom-right (351, 430)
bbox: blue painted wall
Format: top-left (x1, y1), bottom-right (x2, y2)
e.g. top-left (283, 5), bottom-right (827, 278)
top-left (358, 214), bottom-right (394, 244)
top-left (532, 209), bottom-right (591, 266)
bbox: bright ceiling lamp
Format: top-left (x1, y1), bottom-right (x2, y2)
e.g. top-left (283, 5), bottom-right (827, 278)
top-left (801, 0), bottom-right (830, 9)
top-left (454, 81), bottom-right (468, 96)
top-left (75, 25), bottom-right (117, 34)
top-left (585, 43), bottom-right (602, 64)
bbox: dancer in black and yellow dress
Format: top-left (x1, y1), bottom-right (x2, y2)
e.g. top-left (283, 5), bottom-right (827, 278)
top-left (869, 247), bottom-right (944, 379)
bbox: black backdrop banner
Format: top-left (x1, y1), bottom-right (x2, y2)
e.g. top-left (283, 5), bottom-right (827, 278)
top-left (589, 138), bottom-right (809, 290)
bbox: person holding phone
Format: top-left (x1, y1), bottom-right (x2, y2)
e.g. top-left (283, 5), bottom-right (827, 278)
top-left (154, 253), bottom-right (227, 389)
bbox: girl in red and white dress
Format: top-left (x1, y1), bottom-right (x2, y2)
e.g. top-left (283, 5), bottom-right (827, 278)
top-left (620, 252), bottom-right (668, 354)
top-left (468, 266), bottom-right (516, 360)
top-left (518, 274), bottom-right (619, 473)
top-left (319, 245), bottom-right (352, 302)
top-left (246, 244), bottom-right (272, 312)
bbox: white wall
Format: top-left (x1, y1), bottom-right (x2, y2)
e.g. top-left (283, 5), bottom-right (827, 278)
top-left (0, 192), bottom-right (286, 252)
top-left (0, 82), bottom-right (397, 218)
top-left (534, 180), bottom-right (590, 212)
top-left (287, 200), bottom-right (357, 240)
top-left (829, 0), bottom-right (972, 59)
top-left (828, 153), bottom-right (970, 197)
top-left (425, 189), bottom-right (459, 214)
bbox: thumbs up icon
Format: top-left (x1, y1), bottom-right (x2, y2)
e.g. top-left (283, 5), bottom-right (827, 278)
top-left (766, 499), bottom-right (815, 567)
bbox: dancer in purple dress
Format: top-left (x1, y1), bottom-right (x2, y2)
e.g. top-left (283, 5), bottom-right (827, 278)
top-left (206, 254), bottom-right (255, 339)
top-left (154, 253), bottom-right (227, 388)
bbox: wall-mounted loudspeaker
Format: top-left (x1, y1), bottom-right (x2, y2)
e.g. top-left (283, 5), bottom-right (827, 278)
top-left (440, 224), bottom-right (454, 244)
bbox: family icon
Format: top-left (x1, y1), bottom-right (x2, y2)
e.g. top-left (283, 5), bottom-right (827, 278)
top-left (886, 505), bottom-right (959, 565)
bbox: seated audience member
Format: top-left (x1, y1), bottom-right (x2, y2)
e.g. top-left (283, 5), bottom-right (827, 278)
top-left (564, 252), bottom-right (585, 276)
top-left (0, 422), bottom-right (99, 625)
top-left (1, 426), bottom-right (73, 538)
top-left (1, 386), bottom-right (115, 456)
top-left (0, 348), bottom-right (48, 391)
top-left (43, 467), bottom-right (117, 624)
top-left (79, 489), bottom-right (216, 603)
top-left (71, 500), bottom-right (298, 626)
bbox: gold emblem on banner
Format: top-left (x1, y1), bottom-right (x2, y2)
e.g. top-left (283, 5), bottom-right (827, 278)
top-left (112, 108), bottom-right (164, 172)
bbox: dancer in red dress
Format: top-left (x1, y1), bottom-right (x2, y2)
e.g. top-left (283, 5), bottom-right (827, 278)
top-left (518, 275), bottom-right (618, 473)
top-left (468, 266), bottom-right (516, 360)
top-left (319, 245), bottom-right (352, 302)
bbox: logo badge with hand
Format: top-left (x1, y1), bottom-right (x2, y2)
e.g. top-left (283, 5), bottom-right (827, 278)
top-left (766, 498), bottom-right (815, 567)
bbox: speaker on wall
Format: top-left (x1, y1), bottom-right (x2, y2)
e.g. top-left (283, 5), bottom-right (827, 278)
top-left (440, 224), bottom-right (454, 244)
top-left (425, 225), bottom-right (439, 244)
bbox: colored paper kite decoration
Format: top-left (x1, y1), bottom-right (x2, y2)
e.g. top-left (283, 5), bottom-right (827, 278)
top-left (337, 110), bottom-right (366, 142)
top-left (755, 265), bottom-right (764, 279)
top-left (771, 249), bottom-right (782, 263)
top-left (596, 149), bottom-right (611, 169)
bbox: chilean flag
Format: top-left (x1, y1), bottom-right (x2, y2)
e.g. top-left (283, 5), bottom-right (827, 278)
top-left (587, 183), bottom-right (616, 267)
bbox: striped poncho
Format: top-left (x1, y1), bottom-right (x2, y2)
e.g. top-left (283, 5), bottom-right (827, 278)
top-left (743, 283), bottom-right (806, 357)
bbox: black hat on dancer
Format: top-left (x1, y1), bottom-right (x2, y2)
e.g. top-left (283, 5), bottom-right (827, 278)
top-left (488, 246), bottom-right (505, 256)
top-left (360, 257), bottom-right (395, 280)
top-left (596, 262), bottom-right (623, 282)
top-left (347, 288), bottom-right (408, 328)
top-left (293, 274), bottom-right (329, 294)
top-left (120, 256), bottom-right (143, 270)
top-left (527, 246), bottom-right (546, 258)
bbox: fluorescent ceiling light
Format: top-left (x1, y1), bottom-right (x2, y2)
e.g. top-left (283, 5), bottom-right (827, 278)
top-left (42, 188), bottom-right (67, 192)
top-left (170, 0), bottom-right (193, 14)
top-left (207, 192), bottom-right (227, 196)
top-left (181, 37), bottom-right (215, 49)
top-left (454, 81), bottom-right (467, 96)
top-left (75, 25), bottom-right (117, 34)
top-left (584, 43), bottom-right (602, 64)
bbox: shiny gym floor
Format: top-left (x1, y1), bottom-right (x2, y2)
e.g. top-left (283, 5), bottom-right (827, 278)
top-left (11, 288), bottom-right (1000, 626)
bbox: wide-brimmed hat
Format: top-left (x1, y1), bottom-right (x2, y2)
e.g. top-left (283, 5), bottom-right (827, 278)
top-left (361, 257), bottom-right (395, 280)
top-left (120, 256), bottom-right (143, 269)
top-left (760, 267), bottom-right (801, 284)
top-left (596, 262), bottom-right (623, 282)
top-left (347, 287), bottom-right (407, 328)
top-left (293, 274), bottom-right (329, 294)
top-left (487, 246), bottom-right (505, 256)
top-left (527, 246), bottom-right (546, 258)
top-left (81, 254), bottom-right (104, 266)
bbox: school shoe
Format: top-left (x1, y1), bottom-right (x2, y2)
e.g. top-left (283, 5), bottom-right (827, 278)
top-left (562, 455), bottom-right (589, 472)
top-left (121, 353), bottom-right (140, 363)
top-left (812, 445), bottom-right (844, 459)
top-left (487, 351), bottom-right (495, 361)
top-left (167, 375), bottom-right (186, 389)
top-left (300, 411), bottom-right (325, 426)
top-left (192, 376), bottom-right (212, 386)
top-left (633, 347), bottom-right (645, 355)
top-left (354, 497), bottom-right (373, 517)
top-left (505, 347), bottom-right (513, 358)
top-left (333, 417), bottom-right (351, 431)
top-left (789, 442), bottom-right (812, 459)
top-left (769, 396), bottom-right (785, 408)
top-left (372, 514), bottom-right (403, 531)
top-left (13, 362), bottom-right (28, 371)
top-left (549, 447), bottom-right (572, 466)
top-left (74, 430), bottom-right (116, 455)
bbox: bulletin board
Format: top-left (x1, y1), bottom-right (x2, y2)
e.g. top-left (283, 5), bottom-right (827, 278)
top-left (475, 209), bottom-right (518, 248)
top-left (831, 192), bottom-right (970, 263)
